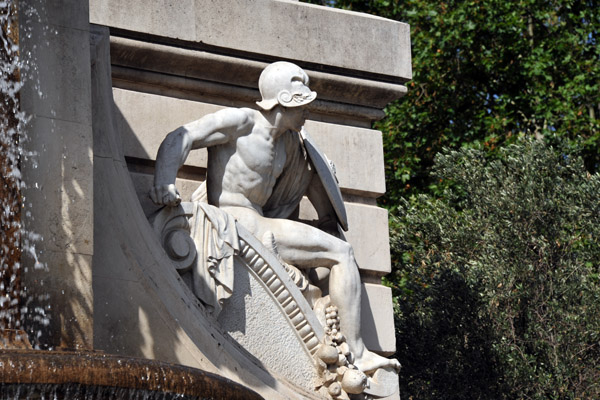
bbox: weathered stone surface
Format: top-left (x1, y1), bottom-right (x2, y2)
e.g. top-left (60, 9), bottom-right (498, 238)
top-left (217, 258), bottom-right (318, 391)
top-left (20, 22), bottom-right (92, 125)
top-left (89, 0), bottom-right (411, 80)
top-left (24, 0), bottom-right (90, 31)
top-left (26, 251), bottom-right (93, 350)
top-left (90, 0), bottom-right (196, 41)
top-left (21, 116), bottom-right (94, 256)
top-left (113, 88), bottom-right (212, 166)
top-left (304, 120), bottom-right (386, 197)
top-left (361, 283), bottom-right (396, 355)
top-left (345, 204), bottom-right (391, 275)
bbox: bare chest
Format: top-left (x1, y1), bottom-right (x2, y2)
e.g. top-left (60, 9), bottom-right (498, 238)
top-left (235, 133), bottom-right (287, 178)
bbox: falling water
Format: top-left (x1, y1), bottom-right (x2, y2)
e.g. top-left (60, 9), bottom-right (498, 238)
top-left (0, 0), bottom-right (48, 348)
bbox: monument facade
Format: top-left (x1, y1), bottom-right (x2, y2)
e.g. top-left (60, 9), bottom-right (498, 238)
top-left (18, 1), bottom-right (412, 399)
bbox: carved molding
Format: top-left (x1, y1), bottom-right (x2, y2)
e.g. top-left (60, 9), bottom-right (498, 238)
top-left (109, 35), bottom-right (407, 122)
top-left (236, 224), bottom-right (324, 357)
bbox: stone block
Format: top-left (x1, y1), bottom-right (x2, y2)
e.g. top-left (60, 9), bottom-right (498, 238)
top-left (89, 0), bottom-right (411, 80)
top-left (23, 250), bottom-right (93, 350)
top-left (113, 88), bottom-right (211, 165)
top-left (18, 0), bottom-right (94, 352)
top-left (22, 0), bottom-right (90, 31)
top-left (93, 275), bottom-right (197, 364)
top-left (305, 120), bottom-right (385, 197)
top-left (193, 0), bottom-right (411, 79)
top-left (361, 283), bottom-right (396, 355)
top-left (89, 0), bottom-right (196, 41)
top-left (112, 88), bottom-right (385, 196)
top-left (345, 203), bottom-right (391, 275)
top-left (298, 199), bottom-right (391, 275)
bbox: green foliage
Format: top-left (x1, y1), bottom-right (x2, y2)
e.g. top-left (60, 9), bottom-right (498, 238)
top-left (304, 0), bottom-right (600, 207)
top-left (301, 1), bottom-right (600, 397)
top-left (391, 141), bottom-right (600, 399)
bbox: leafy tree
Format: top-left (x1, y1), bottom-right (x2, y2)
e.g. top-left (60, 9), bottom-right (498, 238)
top-left (302, 1), bottom-right (600, 397)
top-left (392, 140), bottom-right (600, 399)
top-left (305, 0), bottom-right (599, 206)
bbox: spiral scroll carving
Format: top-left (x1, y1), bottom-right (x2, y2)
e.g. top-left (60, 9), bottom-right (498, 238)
top-left (151, 204), bottom-right (197, 273)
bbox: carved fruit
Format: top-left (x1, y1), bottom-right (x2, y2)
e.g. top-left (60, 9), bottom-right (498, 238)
top-left (341, 369), bottom-right (367, 394)
top-left (317, 345), bottom-right (339, 364)
top-left (328, 382), bottom-right (342, 397)
top-left (338, 342), bottom-right (350, 356)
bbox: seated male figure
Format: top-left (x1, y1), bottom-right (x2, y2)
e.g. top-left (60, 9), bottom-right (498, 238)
top-left (150, 61), bottom-right (400, 374)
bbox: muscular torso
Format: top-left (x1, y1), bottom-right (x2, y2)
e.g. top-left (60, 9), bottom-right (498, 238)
top-left (206, 109), bottom-right (291, 214)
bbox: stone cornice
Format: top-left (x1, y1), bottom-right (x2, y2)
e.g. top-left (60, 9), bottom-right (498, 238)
top-left (109, 35), bottom-right (406, 122)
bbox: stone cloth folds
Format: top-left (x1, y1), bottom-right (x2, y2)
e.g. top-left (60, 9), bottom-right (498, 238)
top-left (189, 200), bottom-right (239, 316)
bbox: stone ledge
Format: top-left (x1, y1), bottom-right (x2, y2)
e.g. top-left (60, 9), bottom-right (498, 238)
top-left (90, 0), bottom-right (411, 80)
top-left (109, 35), bottom-right (407, 110)
top-left (111, 66), bottom-right (387, 123)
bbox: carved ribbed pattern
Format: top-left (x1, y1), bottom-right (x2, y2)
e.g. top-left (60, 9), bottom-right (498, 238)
top-left (238, 238), bottom-right (321, 355)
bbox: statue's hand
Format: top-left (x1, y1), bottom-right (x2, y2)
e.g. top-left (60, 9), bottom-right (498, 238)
top-left (149, 184), bottom-right (181, 206)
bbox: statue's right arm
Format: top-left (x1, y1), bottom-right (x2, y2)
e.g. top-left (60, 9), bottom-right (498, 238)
top-left (150, 108), bottom-right (251, 206)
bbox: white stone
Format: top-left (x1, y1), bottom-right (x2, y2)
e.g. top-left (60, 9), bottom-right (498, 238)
top-left (20, 0), bottom-right (94, 350)
top-left (112, 88), bottom-right (387, 196)
top-left (361, 284), bottom-right (396, 355)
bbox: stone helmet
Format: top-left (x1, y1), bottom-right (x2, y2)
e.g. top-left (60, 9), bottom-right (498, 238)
top-left (256, 61), bottom-right (317, 110)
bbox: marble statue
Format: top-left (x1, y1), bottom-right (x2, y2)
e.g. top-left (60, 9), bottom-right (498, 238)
top-left (150, 61), bottom-right (400, 379)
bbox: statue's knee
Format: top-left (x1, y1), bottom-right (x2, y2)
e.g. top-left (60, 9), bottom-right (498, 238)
top-left (336, 241), bottom-right (355, 264)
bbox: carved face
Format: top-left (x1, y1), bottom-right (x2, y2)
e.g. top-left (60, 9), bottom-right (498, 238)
top-left (283, 106), bottom-right (309, 132)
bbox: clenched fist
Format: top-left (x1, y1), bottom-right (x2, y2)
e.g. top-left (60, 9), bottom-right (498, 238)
top-left (149, 184), bottom-right (181, 206)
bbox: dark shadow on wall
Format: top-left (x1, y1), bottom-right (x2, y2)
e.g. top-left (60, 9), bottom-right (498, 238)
top-left (89, 24), bottom-right (281, 395)
top-left (90, 24), bottom-right (184, 367)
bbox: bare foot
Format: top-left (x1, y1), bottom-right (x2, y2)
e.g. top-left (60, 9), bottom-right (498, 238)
top-left (354, 349), bottom-right (401, 374)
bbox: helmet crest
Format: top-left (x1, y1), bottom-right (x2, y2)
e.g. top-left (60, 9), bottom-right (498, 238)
top-left (256, 62), bottom-right (317, 110)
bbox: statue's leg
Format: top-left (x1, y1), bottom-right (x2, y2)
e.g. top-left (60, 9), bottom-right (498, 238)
top-left (224, 206), bottom-right (400, 374)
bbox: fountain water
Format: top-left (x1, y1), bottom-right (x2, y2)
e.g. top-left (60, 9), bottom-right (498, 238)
top-left (1, 0), bottom-right (30, 344)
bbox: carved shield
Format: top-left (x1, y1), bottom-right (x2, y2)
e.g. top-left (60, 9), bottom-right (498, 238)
top-left (300, 128), bottom-right (349, 231)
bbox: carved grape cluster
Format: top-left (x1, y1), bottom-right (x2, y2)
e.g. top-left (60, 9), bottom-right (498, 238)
top-left (315, 305), bottom-right (368, 400)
